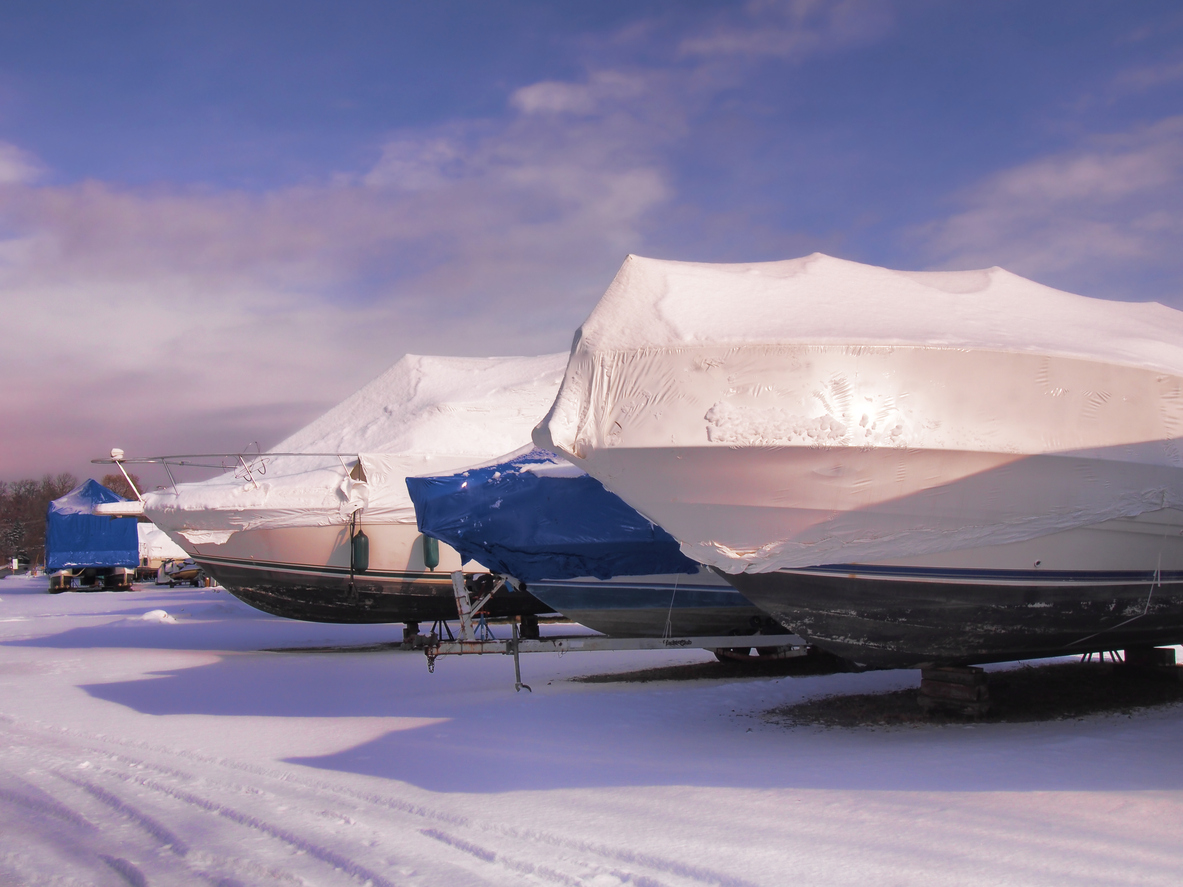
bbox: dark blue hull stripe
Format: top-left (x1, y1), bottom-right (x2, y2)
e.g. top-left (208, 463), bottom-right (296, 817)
top-left (786, 564), bottom-right (1183, 586)
top-left (193, 554), bottom-right (444, 583)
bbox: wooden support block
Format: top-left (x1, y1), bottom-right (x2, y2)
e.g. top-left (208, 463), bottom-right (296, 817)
top-left (918, 696), bottom-right (991, 717)
top-left (918, 665), bottom-right (991, 716)
top-left (1123, 647), bottom-right (1177, 668)
top-left (920, 679), bottom-right (988, 702)
top-left (921, 665), bottom-right (987, 685)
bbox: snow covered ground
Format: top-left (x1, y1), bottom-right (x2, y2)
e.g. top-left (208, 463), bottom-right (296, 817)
top-left (2, 574), bottom-right (1182, 886)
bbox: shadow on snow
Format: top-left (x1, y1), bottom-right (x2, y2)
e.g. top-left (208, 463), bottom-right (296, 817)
top-left (76, 650), bottom-right (1183, 794)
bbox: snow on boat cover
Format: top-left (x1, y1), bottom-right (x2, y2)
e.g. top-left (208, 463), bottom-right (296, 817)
top-left (534, 253), bottom-right (1183, 575)
top-left (145, 353), bottom-right (567, 543)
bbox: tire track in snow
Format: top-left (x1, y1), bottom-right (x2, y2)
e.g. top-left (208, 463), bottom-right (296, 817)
top-left (484, 825), bottom-right (760, 887)
top-left (7, 713), bottom-right (740, 887)
top-left (104, 742), bottom-right (656, 887)
top-left (100, 854), bottom-right (148, 887)
top-left (0, 769), bottom-right (170, 887)
top-left (60, 774), bottom-right (190, 856)
top-left (5, 726), bottom-right (473, 886)
top-left (0, 783), bottom-right (96, 831)
top-left (3, 732), bottom-right (347, 887)
top-left (7, 718), bottom-right (515, 883)
top-left (131, 775), bottom-right (403, 887)
top-left (9, 714), bottom-right (470, 824)
top-left (420, 827), bottom-right (663, 887)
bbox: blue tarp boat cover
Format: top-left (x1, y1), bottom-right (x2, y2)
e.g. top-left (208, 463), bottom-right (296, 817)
top-left (406, 448), bottom-right (700, 583)
top-left (45, 480), bottom-right (139, 570)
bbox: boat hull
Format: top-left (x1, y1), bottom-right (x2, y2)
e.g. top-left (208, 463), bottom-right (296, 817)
top-left (159, 522), bottom-right (551, 624)
top-left (203, 556), bottom-right (549, 624)
top-left (727, 568), bottom-right (1183, 668)
top-left (724, 511), bottom-right (1183, 667)
top-left (527, 571), bottom-right (797, 640)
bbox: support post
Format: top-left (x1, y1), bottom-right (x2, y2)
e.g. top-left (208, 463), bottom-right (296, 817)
top-left (451, 570), bottom-right (475, 641)
top-left (511, 622), bottom-right (531, 693)
top-left (402, 621), bottom-right (421, 647)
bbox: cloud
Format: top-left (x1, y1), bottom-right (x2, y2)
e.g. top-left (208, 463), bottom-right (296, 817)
top-left (0, 1), bottom-right (897, 481)
top-left (0, 89), bottom-right (674, 479)
top-left (510, 70), bottom-right (650, 116)
top-left (0, 141), bottom-right (42, 185)
top-left (363, 135), bottom-right (468, 191)
top-left (678, 0), bottom-right (892, 59)
top-left (916, 117), bottom-right (1183, 301)
top-left (1110, 59), bottom-right (1183, 95)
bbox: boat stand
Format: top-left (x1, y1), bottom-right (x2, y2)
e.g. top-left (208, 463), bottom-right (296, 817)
top-left (424, 571), bottom-right (809, 690)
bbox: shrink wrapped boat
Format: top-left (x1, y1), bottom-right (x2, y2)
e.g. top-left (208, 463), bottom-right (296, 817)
top-left (143, 353), bottom-right (566, 624)
top-left (407, 447), bottom-right (793, 639)
top-left (46, 480), bottom-right (139, 591)
top-left (534, 254), bottom-right (1183, 666)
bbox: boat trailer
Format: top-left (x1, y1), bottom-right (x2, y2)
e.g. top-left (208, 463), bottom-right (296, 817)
top-left (424, 571), bottom-right (809, 691)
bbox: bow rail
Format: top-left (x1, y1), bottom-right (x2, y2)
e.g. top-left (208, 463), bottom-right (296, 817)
top-left (92, 446), bottom-right (361, 496)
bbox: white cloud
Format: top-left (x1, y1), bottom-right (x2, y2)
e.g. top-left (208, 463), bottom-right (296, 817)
top-left (0, 3), bottom-right (898, 480)
top-left (679, 0), bottom-right (891, 59)
top-left (362, 136), bottom-right (468, 190)
top-left (916, 117), bottom-right (1183, 298)
top-left (0, 141), bottom-right (43, 184)
top-left (510, 70), bottom-right (649, 116)
top-left (0, 89), bottom-right (674, 478)
top-left (1110, 59), bottom-right (1183, 96)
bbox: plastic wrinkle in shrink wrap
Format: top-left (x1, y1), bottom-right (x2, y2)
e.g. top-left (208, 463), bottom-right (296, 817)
top-left (144, 353), bottom-right (567, 543)
top-left (533, 253), bottom-right (1183, 574)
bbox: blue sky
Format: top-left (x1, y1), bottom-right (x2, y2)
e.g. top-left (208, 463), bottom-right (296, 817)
top-left (2, 0), bottom-right (1182, 481)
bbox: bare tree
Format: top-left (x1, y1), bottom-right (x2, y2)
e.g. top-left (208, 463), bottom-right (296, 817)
top-left (0, 473), bottom-right (79, 566)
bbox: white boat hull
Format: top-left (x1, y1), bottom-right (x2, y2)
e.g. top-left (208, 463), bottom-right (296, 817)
top-left (156, 522), bottom-right (550, 624)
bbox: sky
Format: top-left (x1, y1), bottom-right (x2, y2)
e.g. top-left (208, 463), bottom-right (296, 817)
top-left (2, 0), bottom-right (1182, 485)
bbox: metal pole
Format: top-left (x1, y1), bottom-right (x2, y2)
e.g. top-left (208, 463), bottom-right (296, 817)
top-left (451, 571), bottom-right (474, 641)
top-left (113, 459), bottom-right (144, 501)
top-left (511, 621), bottom-right (531, 693)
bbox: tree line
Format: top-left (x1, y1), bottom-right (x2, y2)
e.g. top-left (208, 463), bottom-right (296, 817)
top-left (1, 473), bottom-right (141, 567)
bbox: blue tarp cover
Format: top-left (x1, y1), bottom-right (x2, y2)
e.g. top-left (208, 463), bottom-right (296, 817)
top-left (45, 480), bottom-right (139, 570)
top-left (406, 448), bottom-right (699, 582)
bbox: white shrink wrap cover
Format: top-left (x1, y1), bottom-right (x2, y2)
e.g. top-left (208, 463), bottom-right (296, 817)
top-left (534, 254), bottom-right (1183, 574)
top-left (145, 353), bottom-right (567, 539)
top-left (137, 522), bottom-right (189, 560)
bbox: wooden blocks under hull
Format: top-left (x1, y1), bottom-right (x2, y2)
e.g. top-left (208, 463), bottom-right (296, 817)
top-left (918, 665), bottom-right (991, 717)
top-left (1115, 646), bottom-right (1183, 682)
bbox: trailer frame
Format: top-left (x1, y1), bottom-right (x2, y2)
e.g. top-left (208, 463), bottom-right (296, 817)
top-left (425, 571), bottom-right (809, 690)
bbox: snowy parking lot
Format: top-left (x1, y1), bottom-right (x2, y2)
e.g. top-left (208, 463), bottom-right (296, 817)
top-left (2, 575), bottom-right (1182, 886)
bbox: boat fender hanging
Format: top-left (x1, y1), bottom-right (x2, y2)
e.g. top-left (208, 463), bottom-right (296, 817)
top-left (352, 530), bottom-right (370, 574)
top-left (422, 535), bottom-right (439, 571)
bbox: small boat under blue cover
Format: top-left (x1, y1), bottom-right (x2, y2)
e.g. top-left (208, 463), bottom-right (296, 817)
top-left (406, 449), bottom-right (788, 639)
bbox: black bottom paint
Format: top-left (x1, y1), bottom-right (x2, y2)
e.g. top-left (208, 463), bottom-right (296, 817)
top-left (724, 570), bottom-right (1183, 668)
top-left (201, 560), bottom-right (552, 625)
